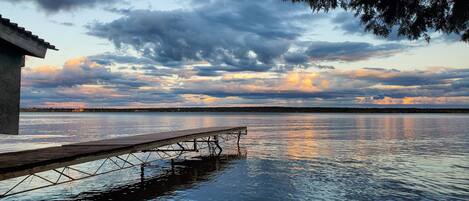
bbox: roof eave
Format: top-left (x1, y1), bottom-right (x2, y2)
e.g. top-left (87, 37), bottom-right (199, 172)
top-left (0, 16), bottom-right (57, 58)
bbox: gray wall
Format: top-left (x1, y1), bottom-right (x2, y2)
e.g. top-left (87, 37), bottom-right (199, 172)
top-left (0, 50), bottom-right (22, 135)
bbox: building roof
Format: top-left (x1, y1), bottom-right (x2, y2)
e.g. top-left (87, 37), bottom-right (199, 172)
top-left (0, 14), bottom-right (57, 58)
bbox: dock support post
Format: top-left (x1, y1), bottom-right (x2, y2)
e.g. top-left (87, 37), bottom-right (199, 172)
top-left (194, 139), bottom-right (198, 152)
top-left (170, 159), bottom-right (175, 174)
top-left (0, 127), bottom-right (247, 197)
top-left (140, 164), bottom-right (145, 184)
top-left (207, 136), bottom-right (212, 151)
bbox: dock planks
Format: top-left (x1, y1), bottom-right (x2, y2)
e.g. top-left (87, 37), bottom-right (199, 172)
top-left (0, 127), bottom-right (246, 181)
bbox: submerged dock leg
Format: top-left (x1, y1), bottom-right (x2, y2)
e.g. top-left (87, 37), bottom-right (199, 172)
top-left (140, 164), bottom-right (145, 183)
top-left (237, 131), bottom-right (241, 146)
top-left (194, 139), bottom-right (198, 152)
top-left (0, 127), bottom-right (247, 197)
top-left (170, 159), bottom-right (175, 175)
top-left (214, 135), bottom-right (223, 154)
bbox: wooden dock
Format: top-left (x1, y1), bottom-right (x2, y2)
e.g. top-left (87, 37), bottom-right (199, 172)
top-left (0, 127), bottom-right (247, 182)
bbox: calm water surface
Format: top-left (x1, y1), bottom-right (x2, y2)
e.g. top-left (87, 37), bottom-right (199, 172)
top-left (0, 112), bottom-right (468, 200)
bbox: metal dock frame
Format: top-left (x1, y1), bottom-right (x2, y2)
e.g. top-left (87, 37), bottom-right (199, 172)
top-left (0, 127), bottom-right (247, 198)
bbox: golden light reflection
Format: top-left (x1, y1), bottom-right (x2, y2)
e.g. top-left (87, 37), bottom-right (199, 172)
top-left (382, 116), bottom-right (398, 140)
top-left (286, 128), bottom-right (318, 160)
top-left (356, 116), bottom-right (367, 141)
top-left (402, 117), bottom-right (416, 140)
top-left (352, 116), bottom-right (375, 161)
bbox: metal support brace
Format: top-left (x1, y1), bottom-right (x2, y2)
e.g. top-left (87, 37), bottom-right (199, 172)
top-left (0, 130), bottom-right (245, 198)
top-left (213, 135), bottom-right (223, 153)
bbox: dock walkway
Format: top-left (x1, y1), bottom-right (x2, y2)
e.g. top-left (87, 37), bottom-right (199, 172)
top-left (0, 127), bottom-right (246, 182)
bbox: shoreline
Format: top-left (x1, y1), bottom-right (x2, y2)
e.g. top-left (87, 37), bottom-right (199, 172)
top-left (20, 107), bottom-right (469, 113)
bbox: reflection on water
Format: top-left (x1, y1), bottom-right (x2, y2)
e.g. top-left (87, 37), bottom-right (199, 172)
top-left (284, 126), bottom-right (320, 161)
top-left (0, 113), bottom-right (468, 200)
top-left (73, 153), bottom-right (247, 201)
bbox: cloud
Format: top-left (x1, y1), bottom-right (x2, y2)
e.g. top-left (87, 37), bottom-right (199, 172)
top-left (88, 1), bottom-right (301, 73)
top-left (9, 0), bottom-right (466, 108)
top-left (22, 57), bottom-right (148, 89)
top-left (21, 61), bottom-right (469, 107)
top-left (357, 96), bottom-right (469, 105)
top-left (89, 54), bottom-right (158, 66)
top-left (5, 0), bottom-right (119, 12)
top-left (305, 41), bottom-right (406, 62)
top-left (21, 56), bottom-right (190, 108)
top-left (167, 67), bottom-right (469, 106)
top-left (87, 0), bottom-right (405, 76)
top-left (336, 68), bottom-right (469, 86)
top-left (283, 52), bottom-right (309, 65)
top-left (88, 53), bottom-right (197, 78)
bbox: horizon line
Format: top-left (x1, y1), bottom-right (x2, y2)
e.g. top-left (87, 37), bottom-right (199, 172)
top-left (20, 107), bottom-right (469, 113)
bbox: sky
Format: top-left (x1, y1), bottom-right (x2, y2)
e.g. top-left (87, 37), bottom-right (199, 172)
top-left (1, 0), bottom-right (468, 108)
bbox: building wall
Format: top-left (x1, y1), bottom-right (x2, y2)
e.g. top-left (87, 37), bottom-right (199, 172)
top-left (0, 49), bottom-right (23, 135)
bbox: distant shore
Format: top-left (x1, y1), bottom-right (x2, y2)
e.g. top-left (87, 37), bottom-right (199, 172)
top-left (20, 107), bottom-right (469, 113)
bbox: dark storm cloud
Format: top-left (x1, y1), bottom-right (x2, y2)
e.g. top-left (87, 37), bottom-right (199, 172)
top-left (5, 0), bottom-right (118, 12)
top-left (87, 0), bottom-right (406, 76)
top-left (283, 52), bottom-right (309, 65)
top-left (88, 1), bottom-right (301, 73)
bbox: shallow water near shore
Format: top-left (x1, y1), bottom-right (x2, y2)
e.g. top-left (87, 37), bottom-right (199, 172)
top-left (1, 112), bottom-right (468, 200)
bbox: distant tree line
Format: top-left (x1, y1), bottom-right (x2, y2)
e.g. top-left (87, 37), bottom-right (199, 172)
top-left (21, 107), bottom-right (469, 113)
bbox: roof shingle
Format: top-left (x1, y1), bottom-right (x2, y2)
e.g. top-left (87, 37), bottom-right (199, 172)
top-left (0, 14), bottom-right (57, 50)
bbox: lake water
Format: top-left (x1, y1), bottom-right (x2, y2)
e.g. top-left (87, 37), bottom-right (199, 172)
top-left (1, 113), bottom-right (468, 200)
